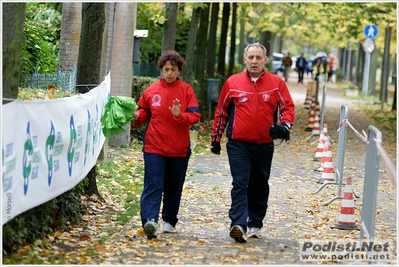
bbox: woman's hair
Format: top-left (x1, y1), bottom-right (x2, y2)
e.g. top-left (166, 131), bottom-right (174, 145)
top-left (157, 50), bottom-right (186, 71)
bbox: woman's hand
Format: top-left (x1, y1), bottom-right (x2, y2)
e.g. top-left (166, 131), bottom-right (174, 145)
top-left (169, 98), bottom-right (181, 117)
top-left (133, 111), bottom-right (140, 120)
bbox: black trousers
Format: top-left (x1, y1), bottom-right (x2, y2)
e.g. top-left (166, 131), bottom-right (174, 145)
top-left (226, 139), bottom-right (274, 232)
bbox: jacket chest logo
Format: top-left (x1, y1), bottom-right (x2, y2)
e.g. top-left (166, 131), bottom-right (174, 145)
top-left (263, 93), bottom-right (270, 101)
top-left (152, 94), bottom-right (161, 106)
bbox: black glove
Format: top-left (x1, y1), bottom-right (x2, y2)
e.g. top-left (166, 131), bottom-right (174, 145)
top-left (269, 123), bottom-right (290, 141)
top-left (210, 141), bottom-right (221, 155)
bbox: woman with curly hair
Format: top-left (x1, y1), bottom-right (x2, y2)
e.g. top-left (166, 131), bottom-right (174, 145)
top-left (133, 50), bottom-right (201, 239)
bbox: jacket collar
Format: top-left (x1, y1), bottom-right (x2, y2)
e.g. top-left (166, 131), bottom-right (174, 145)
top-left (160, 77), bottom-right (181, 86)
top-left (246, 69), bottom-right (265, 80)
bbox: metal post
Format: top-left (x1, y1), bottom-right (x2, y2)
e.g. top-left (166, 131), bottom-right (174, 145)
top-left (361, 38), bottom-right (375, 97)
top-left (359, 125), bottom-right (382, 263)
top-left (362, 52), bottom-right (371, 96)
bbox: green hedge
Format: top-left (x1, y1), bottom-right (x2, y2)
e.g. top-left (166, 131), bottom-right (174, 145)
top-left (2, 179), bottom-right (88, 253)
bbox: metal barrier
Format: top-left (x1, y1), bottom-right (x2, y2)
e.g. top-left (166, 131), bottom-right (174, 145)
top-left (313, 104), bottom-right (349, 205)
top-left (359, 126), bottom-right (382, 264)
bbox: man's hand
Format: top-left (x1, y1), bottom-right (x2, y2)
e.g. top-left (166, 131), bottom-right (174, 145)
top-left (269, 123), bottom-right (290, 141)
top-left (210, 141), bottom-right (221, 155)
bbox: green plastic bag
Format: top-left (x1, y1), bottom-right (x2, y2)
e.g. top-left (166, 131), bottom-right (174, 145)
top-left (100, 96), bottom-right (138, 138)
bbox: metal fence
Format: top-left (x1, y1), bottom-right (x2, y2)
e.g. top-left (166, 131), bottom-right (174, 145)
top-left (20, 63), bottom-right (77, 92)
top-left (19, 62), bottom-right (159, 91)
top-left (133, 62), bottom-right (159, 78)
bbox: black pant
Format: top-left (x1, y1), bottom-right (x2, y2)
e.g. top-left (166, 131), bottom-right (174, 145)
top-left (298, 67), bottom-right (306, 83)
top-left (226, 139), bottom-right (274, 232)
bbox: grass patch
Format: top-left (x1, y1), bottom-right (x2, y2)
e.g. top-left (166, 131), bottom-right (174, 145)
top-left (96, 155), bottom-right (144, 226)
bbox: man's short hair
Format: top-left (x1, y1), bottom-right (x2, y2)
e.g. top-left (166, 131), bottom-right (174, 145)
top-left (244, 42), bottom-right (267, 57)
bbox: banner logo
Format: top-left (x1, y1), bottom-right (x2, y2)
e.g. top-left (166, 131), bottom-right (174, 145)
top-left (45, 121), bottom-right (55, 186)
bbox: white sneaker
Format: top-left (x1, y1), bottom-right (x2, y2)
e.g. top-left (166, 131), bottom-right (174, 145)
top-left (229, 225), bottom-right (247, 243)
top-left (162, 221), bottom-right (174, 233)
top-left (248, 227), bottom-right (261, 239)
top-left (143, 219), bottom-right (157, 239)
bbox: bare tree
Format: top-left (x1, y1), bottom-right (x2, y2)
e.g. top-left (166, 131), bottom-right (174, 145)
top-left (181, 6), bottom-right (201, 84)
top-left (195, 3), bottom-right (210, 101)
top-left (59, 3), bottom-right (82, 72)
top-left (2, 3), bottom-right (26, 104)
top-left (162, 3), bottom-right (178, 52)
top-left (217, 3), bottom-right (230, 80)
top-left (206, 3), bottom-right (219, 79)
top-left (76, 3), bottom-right (106, 199)
top-left (228, 3), bottom-right (237, 76)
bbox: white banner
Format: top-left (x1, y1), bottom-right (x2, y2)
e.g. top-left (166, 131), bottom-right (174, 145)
top-left (2, 73), bottom-right (111, 225)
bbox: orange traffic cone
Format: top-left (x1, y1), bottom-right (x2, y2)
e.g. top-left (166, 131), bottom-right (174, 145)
top-left (331, 177), bottom-right (359, 230)
top-left (310, 113), bottom-right (321, 136)
top-left (317, 139), bottom-right (335, 183)
top-left (314, 127), bottom-right (325, 161)
top-left (314, 124), bottom-right (329, 168)
top-left (304, 94), bottom-right (312, 109)
top-left (305, 103), bottom-right (316, 131)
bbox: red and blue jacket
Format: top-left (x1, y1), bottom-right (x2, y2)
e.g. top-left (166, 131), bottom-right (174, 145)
top-left (133, 78), bottom-right (201, 157)
top-left (211, 70), bottom-right (295, 144)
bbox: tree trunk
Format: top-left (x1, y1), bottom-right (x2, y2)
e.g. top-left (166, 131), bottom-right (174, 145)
top-left (260, 31), bottom-right (273, 59)
top-left (59, 2), bottom-right (82, 72)
top-left (392, 80), bottom-right (397, 111)
top-left (380, 24), bottom-right (392, 104)
top-left (108, 2), bottom-right (137, 148)
top-left (228, 3), bottom-right (237, 77)
top-left (369, 48), bottom-right (378, 96)
top-left (77, 3), bottom-right (106, 200)
top-left (162, 3), bottom-right (178, 52)
top-left (238, 6), bottom-right (245, 67)
top-left (194, 3), bottom-right (210, 103)
top-left (217, 3), bottom-right (230, 80)
top-left (206, 3), bottom-right (219, 79)
top-left (2, 3), bottom-right (26, 104)
top-left (392, 54), bottom-right (397, 111)
top-left (181, 6), bottom-right (201, 84)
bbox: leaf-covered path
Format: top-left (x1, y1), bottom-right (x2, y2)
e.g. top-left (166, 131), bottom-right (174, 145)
top-left (5, 74), bottom-right (396, 265)
top-left (104, 75), bottom-right (396, 265)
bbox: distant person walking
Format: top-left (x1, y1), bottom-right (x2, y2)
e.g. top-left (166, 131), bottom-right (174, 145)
top-left (282, 52), bottom-right (292, 82)
top-left (296, 53), bottom-right (307, 83)
top-left (306, 59), bottom-right (314, 78)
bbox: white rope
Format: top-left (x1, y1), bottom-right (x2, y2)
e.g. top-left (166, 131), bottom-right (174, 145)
top-left (374, 138), bottom-right (397, 189)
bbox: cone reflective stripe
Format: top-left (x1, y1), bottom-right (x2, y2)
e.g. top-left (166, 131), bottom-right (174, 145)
top-left (316, 138), bottom-right (334, 181)
top-left (306, 103), bottom-right (316, 131)
top-left (320, 151), bottom-right (335, 181)
top-left (331, 177), bottom-right (359, 230)
top-left (311, 113), bottom-right (320, 136)
top-left (314, 124), bottom-right (329, 168)
top-left (304, 86), bottom-right (310, 105)
top-left (304, 94), bottom-right (312, 109)
top-left (314, 127), bottom-right (325, 161)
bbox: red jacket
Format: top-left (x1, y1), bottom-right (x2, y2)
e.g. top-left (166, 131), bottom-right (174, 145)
top-left (133, 78), bottom-right (201, 157)
top-left (211, 70), bottom-right (295, 144)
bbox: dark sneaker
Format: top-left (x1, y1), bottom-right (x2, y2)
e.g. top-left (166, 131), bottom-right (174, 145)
top-left (143, 219), bottom-right (157, 239)
top-left (229, 225), bottom-right (247, 243)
